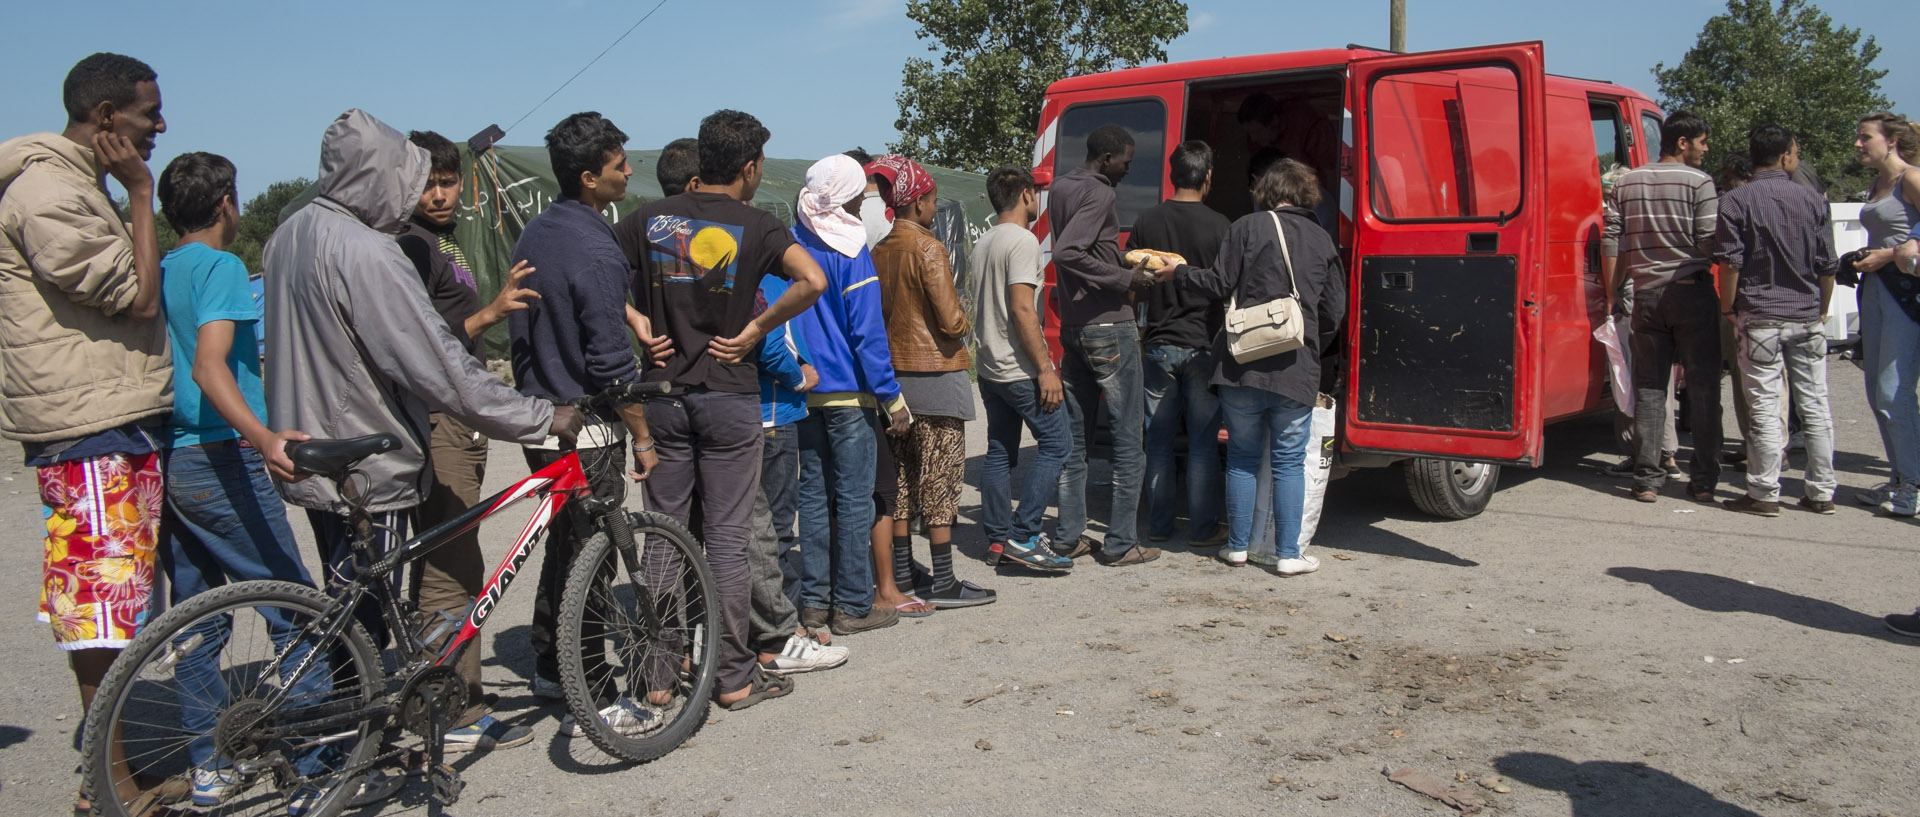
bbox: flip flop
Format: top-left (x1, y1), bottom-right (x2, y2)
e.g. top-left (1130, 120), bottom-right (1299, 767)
top-left (718, 669), bottom-right (795, 711)
top-left (921, 579), bottom-right (997, 609)
top-left (895, 597), bottom-right (936, 617)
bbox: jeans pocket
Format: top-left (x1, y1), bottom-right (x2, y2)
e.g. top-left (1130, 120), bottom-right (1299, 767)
top-left (1742, 327), bottom-right (1781, 366)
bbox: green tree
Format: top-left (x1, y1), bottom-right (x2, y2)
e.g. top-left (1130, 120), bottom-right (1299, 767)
top-left (890, 0), bottom-right (1189, 171)
top-left (229, 178), bottom-right (312, 274)
top-left (1653, 0), bottom-right (1889, 197)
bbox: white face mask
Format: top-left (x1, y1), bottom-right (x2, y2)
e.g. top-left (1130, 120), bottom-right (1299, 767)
top-left (860, 193), bottom-right (894, 249)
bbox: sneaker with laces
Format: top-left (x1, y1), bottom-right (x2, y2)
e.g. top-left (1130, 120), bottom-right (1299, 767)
top-left (764, 633), bottom-right (849, 675)
top-left (1276, 555), bottom-right (1321, 576)
top-left (1885, 610), bottom-right (1920, 638)
top-left (530, 676), bottom-right (565, 701)
top-left (1604, 457), bottom-right (1634, 477)
top-left (191, 767), bottom-right (248, 807)
top-left (560, 698), bottom-right (662, 738)
top-left (1796, 497), bottom-right (1836, 515)
top-left (1856, 482), bottom-right (1896, 508)
top-left (443, 714), bottom-right (534, 753)
top-left (990, 535), bottom-right (1074, 572)
top-left (1891, 484), bottom-right (1920, 517)
top-left (1723, 495), bottom-right (1781, 517)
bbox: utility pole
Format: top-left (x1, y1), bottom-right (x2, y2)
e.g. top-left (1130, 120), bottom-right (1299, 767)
top-left (1390, 0), bottom-right (1406, 52)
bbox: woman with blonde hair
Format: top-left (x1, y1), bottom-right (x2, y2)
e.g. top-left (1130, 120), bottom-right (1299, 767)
top-left (1852, 111), bottom-right (1920, 516)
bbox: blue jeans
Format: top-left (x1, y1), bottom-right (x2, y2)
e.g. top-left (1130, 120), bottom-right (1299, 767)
top-left (160, 442), bottom-right (319, 768)
top-left (1220, 387), bottom-right (1312, 559)
top-left (1057, 323), bottom-right (1145, 554)
top-left (979, 378), bottom-right (1072, 544)
top-left (797, 406), bottom-right (878, 617)
top-left (1861, 273), bottom-right (1920, 488)
top-left (1144, 344), bottom-right (1223, 538)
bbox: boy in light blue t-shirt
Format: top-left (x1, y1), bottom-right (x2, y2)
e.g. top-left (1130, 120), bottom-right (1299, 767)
top-left (156, 152), bottom-right (320, 807)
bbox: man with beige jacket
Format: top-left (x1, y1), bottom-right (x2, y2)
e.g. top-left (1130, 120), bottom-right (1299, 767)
top-left (0, 52), bottom-right (175, 812)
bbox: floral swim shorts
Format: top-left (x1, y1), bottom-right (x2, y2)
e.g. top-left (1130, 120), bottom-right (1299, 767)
top-left (36, 451), bottom-right (163, 650)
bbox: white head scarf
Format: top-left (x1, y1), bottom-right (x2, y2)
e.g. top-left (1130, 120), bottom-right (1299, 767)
top-left (798, 154), bottom-right (869, 258)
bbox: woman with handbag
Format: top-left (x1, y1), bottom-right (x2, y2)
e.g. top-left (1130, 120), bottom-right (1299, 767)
top-left (1153, 158), bottom-right (1346, 574)
top-left (1851, 111), bottom-right (1920, 516)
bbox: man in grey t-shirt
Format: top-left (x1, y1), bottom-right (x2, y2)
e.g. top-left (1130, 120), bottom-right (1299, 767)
top-left (968, 166), bottom-right (1073, 572)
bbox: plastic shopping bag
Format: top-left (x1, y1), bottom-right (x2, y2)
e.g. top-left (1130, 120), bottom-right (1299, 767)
top-left (1594, 315), bottom-right (1634, 415)
top-left (1250, 393), bottom-right (1337, 564)
top-left (1295, 394), bottom-right (1337, 554)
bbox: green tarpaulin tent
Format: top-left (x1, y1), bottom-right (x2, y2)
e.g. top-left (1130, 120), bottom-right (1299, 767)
top-left (434, 146), bottom-right (992, 358)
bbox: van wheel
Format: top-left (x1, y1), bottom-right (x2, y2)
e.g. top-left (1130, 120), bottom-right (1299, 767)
top-left (1404, 458), bottom-right (1500, 519)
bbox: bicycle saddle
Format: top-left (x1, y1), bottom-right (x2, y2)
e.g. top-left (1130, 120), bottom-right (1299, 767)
top-left (287, 434), bottom-right (402, 478)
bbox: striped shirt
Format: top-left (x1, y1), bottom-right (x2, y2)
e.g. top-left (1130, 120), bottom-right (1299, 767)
top-left (1602, 161), bottom-right (1718, 295)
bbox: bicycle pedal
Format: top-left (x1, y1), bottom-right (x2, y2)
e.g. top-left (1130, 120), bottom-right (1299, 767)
top-left (429, 763), bottom-right (464, 806)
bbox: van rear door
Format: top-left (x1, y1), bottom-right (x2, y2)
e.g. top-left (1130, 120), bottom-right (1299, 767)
top-left (1345, 42), bottom-right (1549, 464)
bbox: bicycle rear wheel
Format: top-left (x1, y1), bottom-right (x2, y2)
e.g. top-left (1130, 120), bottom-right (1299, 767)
top-left (558, 510), bottom-right (720, 762)
top-left (81, 580), bottom-right (384, 817)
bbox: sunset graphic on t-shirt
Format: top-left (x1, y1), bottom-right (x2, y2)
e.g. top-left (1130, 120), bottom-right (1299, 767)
top-left (645, 214), bottom-right (742, 292)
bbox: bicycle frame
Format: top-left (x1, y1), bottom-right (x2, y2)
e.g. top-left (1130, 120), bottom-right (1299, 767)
top-left (386, 450), bottom-right (595, 668)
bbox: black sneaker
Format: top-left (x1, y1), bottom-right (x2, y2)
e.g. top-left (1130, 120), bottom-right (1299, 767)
top-left (1604, 457), bottom-right (1634, 477)
top-left (1885, 611), bottom-right (1920, 638)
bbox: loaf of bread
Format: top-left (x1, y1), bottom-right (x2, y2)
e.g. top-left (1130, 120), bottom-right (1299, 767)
top-left (1124, 248), bottom-right (1186, 271)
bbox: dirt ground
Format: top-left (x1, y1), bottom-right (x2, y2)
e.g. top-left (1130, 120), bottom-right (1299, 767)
top-left (1, 360), bottom-right (1915, 817)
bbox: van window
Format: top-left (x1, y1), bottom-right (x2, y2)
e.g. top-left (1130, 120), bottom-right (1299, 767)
top-left (1590, 101), bottom-right (1626, 175)
top-left (1054, 99), bottom-right (1167, 229)
top-left (1366, 64), bottom-right (1522, 222)
top-left (1640, 113), bottom-right (1663, 164)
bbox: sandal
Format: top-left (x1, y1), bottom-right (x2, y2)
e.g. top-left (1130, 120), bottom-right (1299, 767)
top-left (718, 668), bottom-right (795, 711)
top-left (921, 579), bottom-right (997, 609)
top-left (895, 597), bottom-right (936, 617)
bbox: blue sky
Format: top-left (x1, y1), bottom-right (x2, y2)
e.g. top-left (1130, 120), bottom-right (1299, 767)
top-left (3, 0), bottom-right (1908, 200)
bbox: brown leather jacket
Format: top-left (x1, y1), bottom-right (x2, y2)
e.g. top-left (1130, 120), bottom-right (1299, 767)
top-left (873, 219), bottom-right (970, 372)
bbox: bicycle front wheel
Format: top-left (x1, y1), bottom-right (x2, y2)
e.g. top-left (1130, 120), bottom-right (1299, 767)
top-left (558, 510), bottom-right (720, 762)
top-left (82, 580), bottom-right (385, 817)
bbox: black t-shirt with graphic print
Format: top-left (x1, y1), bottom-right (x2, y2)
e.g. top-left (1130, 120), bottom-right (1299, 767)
top-left (614, 191), bottom-right (794, 394)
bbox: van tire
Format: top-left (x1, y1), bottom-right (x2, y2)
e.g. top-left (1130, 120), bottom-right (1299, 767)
top-left (1404, 458), bottom-right (1500, 519)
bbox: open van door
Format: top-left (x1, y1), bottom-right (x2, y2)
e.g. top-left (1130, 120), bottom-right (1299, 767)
top-left (1345, 42), bottom-right (1548, 465)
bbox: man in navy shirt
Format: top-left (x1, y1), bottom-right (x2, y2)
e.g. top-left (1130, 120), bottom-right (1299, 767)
top-left (508, 112), bottom-right (659, 736)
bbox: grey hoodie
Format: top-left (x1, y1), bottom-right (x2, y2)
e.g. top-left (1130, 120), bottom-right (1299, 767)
top-left (265, 110), bottom-right (552, 512)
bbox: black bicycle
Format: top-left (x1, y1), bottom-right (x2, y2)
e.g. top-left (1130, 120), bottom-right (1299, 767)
top-left (80, 381), bottom-right (719, 817)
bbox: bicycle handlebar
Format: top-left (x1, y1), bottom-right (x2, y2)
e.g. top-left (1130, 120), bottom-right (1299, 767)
top-left (568, 380), bottom-right (673, 410)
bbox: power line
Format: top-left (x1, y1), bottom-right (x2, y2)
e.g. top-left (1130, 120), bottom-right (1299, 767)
top-left (500, 0), bottom-right (671, 137)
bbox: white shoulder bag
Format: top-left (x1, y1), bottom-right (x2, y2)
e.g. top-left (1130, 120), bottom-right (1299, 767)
top-left (1223, 211), bottom-right (1306, 362)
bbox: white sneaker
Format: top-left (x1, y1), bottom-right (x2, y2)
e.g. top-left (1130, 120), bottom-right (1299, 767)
top-left (1276, 555), bottom-right (1321, 576)
top-left (530, 676), bottom-right (565, 700)
top-left (1217, 548), bottom-right (1248, 567)
top-left (764, 634), bottom-right (849, 675)
top-left (560, 698), bottom-right (661, 737)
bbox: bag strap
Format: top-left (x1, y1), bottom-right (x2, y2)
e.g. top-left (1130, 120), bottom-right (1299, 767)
top-left (1267, 210), bottom-right (1299, 299)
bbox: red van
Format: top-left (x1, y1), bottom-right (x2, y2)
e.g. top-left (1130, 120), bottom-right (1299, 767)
top-left (1030, 42), bottom-right (1665, 518)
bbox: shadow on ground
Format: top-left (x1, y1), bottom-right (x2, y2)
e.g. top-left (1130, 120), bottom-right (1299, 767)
top-left (1494, 751), bottom-right (1763, 816)
top-left (1605, 567), bottom-right (1915, 645)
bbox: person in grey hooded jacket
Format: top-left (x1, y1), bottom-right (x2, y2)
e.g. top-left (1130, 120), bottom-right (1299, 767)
top-left (264, 109), bottom-right (581, 649)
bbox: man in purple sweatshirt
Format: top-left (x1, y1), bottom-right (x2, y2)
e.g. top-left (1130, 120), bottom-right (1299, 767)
top-left (1048, 123), bottom-right (1160, 567)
